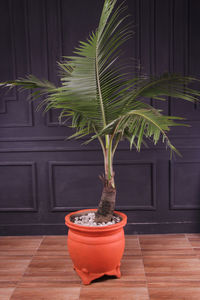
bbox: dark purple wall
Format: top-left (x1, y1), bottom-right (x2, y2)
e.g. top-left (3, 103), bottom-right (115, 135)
top-left (1, 0), bottom-right (200, 235)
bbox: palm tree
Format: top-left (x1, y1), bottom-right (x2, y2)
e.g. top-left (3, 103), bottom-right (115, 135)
top-left (1, 0), bottom-right (200, 223)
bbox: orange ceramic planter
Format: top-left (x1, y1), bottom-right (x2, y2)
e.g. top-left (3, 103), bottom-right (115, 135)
top-left (65, 209), bottom-right (127, 285)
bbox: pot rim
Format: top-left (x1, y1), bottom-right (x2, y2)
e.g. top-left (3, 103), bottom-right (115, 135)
top-left (65, 209), bottom-right (127, 232)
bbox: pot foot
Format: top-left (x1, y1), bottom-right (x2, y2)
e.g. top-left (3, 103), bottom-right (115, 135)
top-left (74, 264), bottom-right (121, 285)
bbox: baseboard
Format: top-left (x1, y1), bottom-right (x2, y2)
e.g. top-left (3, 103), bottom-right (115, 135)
top-left (1, 222), bottom-right (200, 235)
top-left (0, 224), bottom-right (67, 236)
top-left (125, 222), bottom-right (200, 234)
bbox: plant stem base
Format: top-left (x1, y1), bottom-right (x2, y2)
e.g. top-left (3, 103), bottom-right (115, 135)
top-left (74, 263), bottom-right (121, 285)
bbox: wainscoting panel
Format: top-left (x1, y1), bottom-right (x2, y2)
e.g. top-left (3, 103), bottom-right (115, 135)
top-left (0, 162), bottom-right (37, 211)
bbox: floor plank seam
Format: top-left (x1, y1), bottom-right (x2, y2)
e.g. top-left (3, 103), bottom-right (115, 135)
top-left (138, 236), bottom-right (151, 300)
top-left (9, 236), bottom-right (45, 300)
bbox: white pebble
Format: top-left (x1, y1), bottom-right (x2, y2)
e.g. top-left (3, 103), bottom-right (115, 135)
top-left (72, 212), bottom-right (121, 227)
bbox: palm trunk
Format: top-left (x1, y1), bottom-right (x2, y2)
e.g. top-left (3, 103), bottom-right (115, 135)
top-left (95, 141), bottom-right (116, 223)
top-left (95, 174), bottom-right (116, 223)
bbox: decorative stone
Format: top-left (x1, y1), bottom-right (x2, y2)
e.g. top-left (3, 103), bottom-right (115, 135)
top-left (73, 212), bottom-right (121, 227)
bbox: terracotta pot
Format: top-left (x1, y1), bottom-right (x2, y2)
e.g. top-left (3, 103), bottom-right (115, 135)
top-left (65, 209), bottom-right (127, 285)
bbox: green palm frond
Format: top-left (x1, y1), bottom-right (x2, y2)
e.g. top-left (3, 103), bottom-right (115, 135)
top-left (110, 109), bottom-right (186, 154)
top-left (3, 75), bottom-right (55, 91)
top-left (1, 75), bottom-right (56, 105)
top-left (128, 73), bottom-right (199, 103)
top-left (55, 0), bottom-right (132, 129)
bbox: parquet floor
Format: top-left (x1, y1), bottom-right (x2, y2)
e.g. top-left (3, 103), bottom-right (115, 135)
top-left (0, 234), bottom-right (200, 299)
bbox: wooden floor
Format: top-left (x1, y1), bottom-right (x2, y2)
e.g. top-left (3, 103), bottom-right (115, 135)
top-left (0, 234), bottom-right (200, 299)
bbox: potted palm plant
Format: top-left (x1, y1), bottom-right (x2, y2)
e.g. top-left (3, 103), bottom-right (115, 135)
top-left (1, 0), bottom-right (200, 284)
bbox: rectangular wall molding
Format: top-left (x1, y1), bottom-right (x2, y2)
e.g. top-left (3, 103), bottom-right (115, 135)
top-left (0, 161), bottom-right (37, 212)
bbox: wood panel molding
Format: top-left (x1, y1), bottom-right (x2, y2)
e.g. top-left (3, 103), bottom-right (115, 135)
top-left (170, 160), bottom-right (200, 210)
top-left (0, 161), bottom-right (37, 212)
top-left (48, 160), bottom-right (156, 212)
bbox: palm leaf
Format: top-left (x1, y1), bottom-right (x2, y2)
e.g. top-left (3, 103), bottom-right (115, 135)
top-left (100, 106), bottom-right (188, 154)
